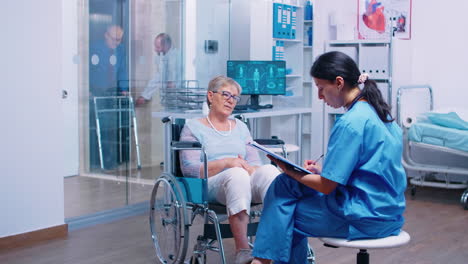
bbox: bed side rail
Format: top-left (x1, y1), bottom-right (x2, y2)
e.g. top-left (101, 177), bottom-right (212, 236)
top-left (396, 85), bottom-right (433, 127)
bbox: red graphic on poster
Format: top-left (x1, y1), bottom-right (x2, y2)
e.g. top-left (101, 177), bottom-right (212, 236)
top-left (358, 0), bottom-right (411, 40)
top-left (362, 0), bottom-right (385, 33)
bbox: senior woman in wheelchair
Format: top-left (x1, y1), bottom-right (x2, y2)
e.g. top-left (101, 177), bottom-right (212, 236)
top-left (179, 75), bottom-right (280, 264)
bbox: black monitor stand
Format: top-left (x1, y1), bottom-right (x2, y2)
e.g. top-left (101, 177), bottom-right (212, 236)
top-left (249, 95), bottom-right (260, 109)
top-left (249, 95), bottom-right (273, 110)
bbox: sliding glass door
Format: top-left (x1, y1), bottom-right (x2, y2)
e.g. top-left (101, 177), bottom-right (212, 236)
top-left (66, 0), bottom-right (184, 219)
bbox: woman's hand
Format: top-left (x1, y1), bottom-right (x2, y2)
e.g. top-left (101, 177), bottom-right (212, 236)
top-left (225, 155), bottom-right (249, 169)
top-left (303, 159), bottom-right (322, 174)
top-left (225, 155), bottom-right (257, 175)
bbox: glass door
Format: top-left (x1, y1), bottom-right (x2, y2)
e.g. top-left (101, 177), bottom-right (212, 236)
top-left (88, 0), bottom-right (130, 174)
top-left (128, 0), bottom-right (184, 186)
top-left (66, 0), bottom-right (184, 220)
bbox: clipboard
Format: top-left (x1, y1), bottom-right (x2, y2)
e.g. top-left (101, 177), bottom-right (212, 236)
top-left (248, 141), bottom-right (313, 175)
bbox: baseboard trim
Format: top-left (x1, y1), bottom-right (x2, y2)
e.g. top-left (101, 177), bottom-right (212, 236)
top-left (0, 224), bottom-right (68, 252)
top-left (0, 203), bottom-right (150, 252)
top-left (66, 201), bottom-right (149, 231)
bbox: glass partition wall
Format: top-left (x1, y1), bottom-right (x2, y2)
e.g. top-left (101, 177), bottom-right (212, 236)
top-left (68, 0), bottom-right (230, 220)
top-left (68, 0), bottom-right (184, 219)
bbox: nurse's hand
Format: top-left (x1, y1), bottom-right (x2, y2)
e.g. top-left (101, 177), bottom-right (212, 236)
top-left (304, 160), bottom-right (322, 174)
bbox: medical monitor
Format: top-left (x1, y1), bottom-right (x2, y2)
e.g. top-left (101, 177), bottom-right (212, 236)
top-left (227, 60), bottom-right (286, 109)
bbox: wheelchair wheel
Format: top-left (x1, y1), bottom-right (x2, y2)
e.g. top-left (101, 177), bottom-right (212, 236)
top-left (461, 189), bottom-right (468, 210)
top-left (307, 243), bottom-right (316, 264)
top-left (189, 255), bottom-right (205, 264)
top-left (150, 173), bottom-right (190, 263)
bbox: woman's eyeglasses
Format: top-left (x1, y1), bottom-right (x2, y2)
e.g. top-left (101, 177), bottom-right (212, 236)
top-left (213, 90), bottom-right (241, 103)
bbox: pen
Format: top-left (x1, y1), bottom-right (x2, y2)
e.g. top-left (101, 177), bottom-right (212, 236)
top-left (314, 154), bottom-right (324, 163)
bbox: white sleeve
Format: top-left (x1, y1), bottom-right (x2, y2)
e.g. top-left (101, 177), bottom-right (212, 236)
top-left (140, 56), bottom-right (161, 100)
top-left (167, 50), bottom-right (179, 82)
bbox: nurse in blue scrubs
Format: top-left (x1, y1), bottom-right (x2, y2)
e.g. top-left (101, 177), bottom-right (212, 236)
top-left (251, 51), bottom-right (407, 264)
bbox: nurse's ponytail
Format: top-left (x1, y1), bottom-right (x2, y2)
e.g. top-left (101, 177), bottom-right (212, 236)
top-left (310, 51), bottom-right (393, 123)
top-left (360, 78), bottom-right (393, 122)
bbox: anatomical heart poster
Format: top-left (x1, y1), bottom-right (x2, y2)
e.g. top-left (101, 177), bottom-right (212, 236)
top-left (358, 0), bottom-right (412, 40)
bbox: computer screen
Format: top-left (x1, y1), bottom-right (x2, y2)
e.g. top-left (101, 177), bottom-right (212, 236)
top-left (226, 60), bottom-right (286, 95)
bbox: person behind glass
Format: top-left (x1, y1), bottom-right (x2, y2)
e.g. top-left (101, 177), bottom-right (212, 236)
top-left (89, 25), bottom-right (129, 97)
top-left (179, 76), bottom-right (281, 264)
top-left (136, 33), bottom-right (179, 106)
top-left (251, 51), bottom-right (407, 264)
top-left (89, 24), bottom-right (129, 170)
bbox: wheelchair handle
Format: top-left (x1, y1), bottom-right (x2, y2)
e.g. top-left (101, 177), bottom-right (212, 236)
top-left (172, 141), bottom-right (202, 149)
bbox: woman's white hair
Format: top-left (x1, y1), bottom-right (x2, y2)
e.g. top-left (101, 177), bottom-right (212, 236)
top-left (206, 75), bottom-right (242, 107)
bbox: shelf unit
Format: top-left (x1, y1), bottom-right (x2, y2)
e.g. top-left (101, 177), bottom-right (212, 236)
top-left (326, 40), bottom-right (392, 103)
top-left (322, 39), bottom-right (392, 152)
top-left (242, 0), bottom-right (315, 162)
top-left (302, 15), bottom-right (314, 90)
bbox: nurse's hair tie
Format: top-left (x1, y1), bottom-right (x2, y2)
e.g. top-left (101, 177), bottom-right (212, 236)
top-left (358, 73), bottom-right (369, 84)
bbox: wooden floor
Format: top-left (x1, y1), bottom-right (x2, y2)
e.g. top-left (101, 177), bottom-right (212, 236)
top-left (1, 186), bottom-right (467, 264)
top-left (65, 166), bottom-right (162, 218)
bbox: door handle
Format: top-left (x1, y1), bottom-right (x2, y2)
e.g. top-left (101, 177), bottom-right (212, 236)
top-left (62, 90), bottom-right (68, 99)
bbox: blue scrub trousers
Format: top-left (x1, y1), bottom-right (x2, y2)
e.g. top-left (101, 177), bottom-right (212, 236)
top-left (253, 173), bottom-right (349, 263)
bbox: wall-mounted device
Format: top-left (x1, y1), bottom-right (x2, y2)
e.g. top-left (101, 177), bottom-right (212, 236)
top-left (204, 40), bottom-right (218, 54)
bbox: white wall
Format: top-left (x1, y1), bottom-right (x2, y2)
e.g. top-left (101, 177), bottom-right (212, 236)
top-left (230, 0), bottom-right (251, 60)
top-left (314, 0), bottom-right (468, 111)
top-left (194, 0), bottom-right (231, 87)
top-left (184, 0), bottom-right (197, 80)
top-left (306, 0), bottom-right (468, 155)
top-left (0, 0), bottom-right (65, 237)
top-left (62, 0), bottom-right (79, 177)
top-left (409, 0), bottom-right (468, 109)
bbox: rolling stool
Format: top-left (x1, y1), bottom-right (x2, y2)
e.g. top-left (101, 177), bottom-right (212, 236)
top-left (319, 230), bottom-right (410, 264)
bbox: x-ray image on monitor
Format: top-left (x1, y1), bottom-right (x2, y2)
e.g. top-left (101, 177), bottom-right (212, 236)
top-left (227, 60), bottom-right (286, 95)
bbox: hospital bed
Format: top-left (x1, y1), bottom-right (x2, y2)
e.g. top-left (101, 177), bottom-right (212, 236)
top-left (397, 85), bottom-right (468, 209)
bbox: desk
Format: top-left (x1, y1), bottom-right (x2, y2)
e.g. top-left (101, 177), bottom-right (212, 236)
top-left (152, 107), bottom-right (312, 162)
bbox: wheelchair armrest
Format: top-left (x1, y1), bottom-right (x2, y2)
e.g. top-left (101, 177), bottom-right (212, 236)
top-left (254, 138), bottom-right (285, 146)
top-left (171, 141), bottom-right (202, 149)
top-left (162, 116), bottom-right (171, 123)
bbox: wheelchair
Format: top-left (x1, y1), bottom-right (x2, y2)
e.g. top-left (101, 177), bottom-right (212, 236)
top-left (149, 116), bottom-right (315, 264)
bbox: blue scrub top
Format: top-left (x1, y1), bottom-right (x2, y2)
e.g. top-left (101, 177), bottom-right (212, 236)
top-left (322, 101), bottom-right (407, 239)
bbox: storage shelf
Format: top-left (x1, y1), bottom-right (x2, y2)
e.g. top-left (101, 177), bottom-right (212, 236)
top-left (237, 0), bottom-right (313, 163)
top-left (304, 20), bottom-right (313, 23)
top-left (272, 0), bottom-right (303, 8)
top-left (323, 39), bottom-right (393, 153)
top-left (371, 78), bottom-right (391, 81)
top-left (303, 45), bottom-right (312, 48)
top-left (273, 38), bottom-right (302, 43)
